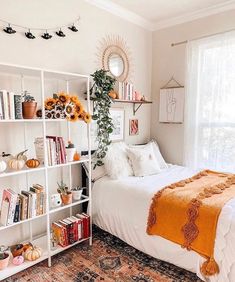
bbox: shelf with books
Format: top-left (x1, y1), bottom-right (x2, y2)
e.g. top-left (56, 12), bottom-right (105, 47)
top-left (0, 62), bottom-right (92, 279)
top-left (0, 213), bottom-right (46, 231)
top-left (0, 234), bottom-right (48, 281)
top-left (49, 195), bottom-right (89, 214)
top-left (0, 166), bottom-right (45, 178)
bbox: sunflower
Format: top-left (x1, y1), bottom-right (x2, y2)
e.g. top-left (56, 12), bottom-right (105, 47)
top-left (58, 92), bottom-right (70, 104)
top-left (83, 112), bottom-right (92, 124)
top-left (64, 103), bottom-right (74, 117)
top-left (74, 102), bottom-right (84, 116)
top-left (67, 112), bottom-right (79, 122)
top-left (70, 95), bottom-right (80, 104)
top-left (45, 98), bottom-right (56, 110)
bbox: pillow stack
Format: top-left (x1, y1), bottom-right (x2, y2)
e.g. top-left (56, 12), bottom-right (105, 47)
top-left (85, 140), bottom-right (168, 181)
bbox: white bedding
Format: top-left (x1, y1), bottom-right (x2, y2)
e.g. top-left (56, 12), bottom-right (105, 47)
top-left (92, 165), bottom-right (235, 282)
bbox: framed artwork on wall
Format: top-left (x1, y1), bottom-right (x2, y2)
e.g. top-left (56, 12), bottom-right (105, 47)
top-left (129, 119), bottom-right (139, 135)
top-left (110, 108), bottom-right (125, 141)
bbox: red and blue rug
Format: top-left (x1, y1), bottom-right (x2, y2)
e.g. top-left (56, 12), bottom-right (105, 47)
top-left (4, 226), bottom-right (202, 281)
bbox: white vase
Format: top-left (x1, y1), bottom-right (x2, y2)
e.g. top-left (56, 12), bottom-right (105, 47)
top-left (66, 148), bottom-right (76, 162)
top-left (72, 190), bottom-right (82, 201)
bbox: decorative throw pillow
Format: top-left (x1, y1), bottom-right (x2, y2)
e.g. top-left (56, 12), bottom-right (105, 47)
top-left (129, 140), bottom-right (168, 169)
top-left (126, 145), bottom-right (161, 177)
top-left (104, 142), bottom-right (133, 179)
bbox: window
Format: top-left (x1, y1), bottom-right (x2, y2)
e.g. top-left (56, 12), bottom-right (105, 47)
top-left (184, 31), bottom-right (235, 172)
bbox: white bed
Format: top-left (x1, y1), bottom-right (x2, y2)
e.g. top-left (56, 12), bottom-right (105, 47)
top-left (92, 165), bottom-right (235, 282)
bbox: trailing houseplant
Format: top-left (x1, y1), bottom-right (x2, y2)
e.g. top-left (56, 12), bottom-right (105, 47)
top-left (22, 91), bottom-right (37, 119)
top-left (90, 69), bottom-right (116, 168)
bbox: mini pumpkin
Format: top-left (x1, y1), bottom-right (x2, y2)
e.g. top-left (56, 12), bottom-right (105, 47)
top-left (12, 255), bottom-right (24, 266)
top-left (108, 90), bottom-right (117, 99)
top-left (26, 158), bottom-right (40, 168)
top-left (8, 150), bottom-right (28, 171)
top-left (24, 245), bottom-right (42, 261)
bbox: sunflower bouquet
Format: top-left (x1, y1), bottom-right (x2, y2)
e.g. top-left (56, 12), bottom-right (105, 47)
top-left (44, 92), bottom-right (91, 123)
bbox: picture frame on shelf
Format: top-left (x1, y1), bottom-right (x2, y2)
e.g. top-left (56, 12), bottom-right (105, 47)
top-left (110, 108), bottom-right (124, 142)
top-left (129, 119), bottom-right (139, 136)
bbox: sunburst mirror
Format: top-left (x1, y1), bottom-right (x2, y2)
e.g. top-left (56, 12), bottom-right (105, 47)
top-left (97, 35), bottom-right (132, 82)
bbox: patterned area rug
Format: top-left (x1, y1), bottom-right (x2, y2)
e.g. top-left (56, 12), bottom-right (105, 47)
top-left (4, 226), bottom-right (202, 282)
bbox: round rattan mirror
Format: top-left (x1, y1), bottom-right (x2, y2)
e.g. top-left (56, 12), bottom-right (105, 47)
top-left (97, 35), bottom-right (132, 82)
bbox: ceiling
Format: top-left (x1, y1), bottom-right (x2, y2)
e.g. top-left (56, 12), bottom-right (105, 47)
top-left (86, 0), bottom-right (235, 30)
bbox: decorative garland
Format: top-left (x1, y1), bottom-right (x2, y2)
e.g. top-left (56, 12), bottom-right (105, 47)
top-left (0, 17), bottom-right (80, 40)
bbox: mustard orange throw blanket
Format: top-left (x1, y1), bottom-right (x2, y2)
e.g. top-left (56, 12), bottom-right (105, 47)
top-left (147, 170), bottom-right (235, 276)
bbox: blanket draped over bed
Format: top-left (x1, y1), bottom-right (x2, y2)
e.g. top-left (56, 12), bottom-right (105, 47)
top-left (147, 170), bottom-right (235, 277)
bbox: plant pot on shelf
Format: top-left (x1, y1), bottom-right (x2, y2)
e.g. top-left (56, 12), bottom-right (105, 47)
top-left (66, 148), bottom-right (76, 162)
top-left (0, 253), bottom-right (10, 270)
top-left (72, 189), bottom-right (83, 201)
top-left (60, 192), bottom-right (72, 205)
top-left (22, 101), bottom-right (37, 119)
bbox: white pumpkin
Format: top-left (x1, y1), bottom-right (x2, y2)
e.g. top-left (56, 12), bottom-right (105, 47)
top-left (24, 246), bottom-right (42, 261)
top-left (0, 160), bottom-right (7, 173)
top-left (8, 158), bottom-right (25, 170)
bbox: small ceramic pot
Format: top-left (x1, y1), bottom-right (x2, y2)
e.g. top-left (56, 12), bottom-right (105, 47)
top-left (72, 190), bottom-right (83, 201)
top-left (66, 148), bottom-right (76, 162)
top-left (22, 102), bottom-right (37, 119)
top-left (61, 193), bottom-right (72, 205)
top-left (0, 253), bottom-right (10, 270)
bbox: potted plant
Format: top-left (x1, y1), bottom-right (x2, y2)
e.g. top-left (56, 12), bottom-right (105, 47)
top-left (0, 246), bottom-right (10, 270)
top-left (22, 91), bottom-right (37, 119)
top-left (71, 186), bottom-right (83, 201)
top-left (57, 181), bottom-right (72, 205)
top-left (65, 141), bottom-right (76, 162)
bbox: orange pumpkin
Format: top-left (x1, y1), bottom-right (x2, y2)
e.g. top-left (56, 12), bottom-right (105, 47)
top-left (26, 158), bottom-right (40, 168)
top-left (108, 90), bottom-right (117, 99)
top-left (73, 151), bottom-right (80, 161)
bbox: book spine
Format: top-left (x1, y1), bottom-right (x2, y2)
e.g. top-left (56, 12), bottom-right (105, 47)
top-left (9, 92), bottom-right (15, 119)
top-left (14, 95), bottom-right (22, 119)
top-left (13, 198), bottom-right (20, 222)
top-left (2, 90), bottom-right (9, 119)
top-left (7, 193), bottom-right (17, 225)
top-left (0, 92), bottom-right (4, 119)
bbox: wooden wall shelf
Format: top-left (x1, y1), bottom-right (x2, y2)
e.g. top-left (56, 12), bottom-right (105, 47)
top-left (113, 99), bottom-right (152, 115)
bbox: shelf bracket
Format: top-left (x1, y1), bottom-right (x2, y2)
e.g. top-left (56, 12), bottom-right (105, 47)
top-left (133, 103), bottom-right (142, 116)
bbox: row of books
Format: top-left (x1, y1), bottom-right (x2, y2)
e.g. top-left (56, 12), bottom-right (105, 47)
top-left (0, 90), bottom-right (22, 120)
top-left (0, 184), bottom-right (46, 226)
top-left (46, 136), bottom-right (67, 165)
top-left (118, 82), bottom-right (134, 100)
top-left (35, 136), bottom-right (67, 166)
top-left (52, 213), bottom-right (90, 247)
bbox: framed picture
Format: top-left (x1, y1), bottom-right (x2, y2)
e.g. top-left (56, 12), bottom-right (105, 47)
top-left (110, 108), bottom-right (125, 141)
top-left (129, 119), bottom-right (139, 135)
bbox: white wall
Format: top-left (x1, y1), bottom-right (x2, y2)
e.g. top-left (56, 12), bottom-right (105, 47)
top-left (151, 9), bottom-right (235, 165)
top-left (0, 0), bottom-right (152, 245)
top-left (0, 0), bottom-right (152, 145)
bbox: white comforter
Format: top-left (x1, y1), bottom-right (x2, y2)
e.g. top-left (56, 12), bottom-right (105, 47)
top-left (92, 165), bottom-right (235, 282)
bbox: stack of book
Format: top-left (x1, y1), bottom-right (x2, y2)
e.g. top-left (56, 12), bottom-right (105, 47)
top-left (52, 213), bottom-right (90, 247)
top-left (118, 82), bottom-right (134, 100)
top-left (0, 90), bottom-right (23, 120)
top-left (46, 136), bottom-right (67, 166)
top-left (0, 184), bottom-right (46, 226)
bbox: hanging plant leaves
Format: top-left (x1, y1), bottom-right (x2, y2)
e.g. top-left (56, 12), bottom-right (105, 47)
top-left (89, 69), bottom-right (116, 168)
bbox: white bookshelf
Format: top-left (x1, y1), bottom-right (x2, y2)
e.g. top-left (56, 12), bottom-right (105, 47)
top-left (0, 63), bottom-right (92, 281)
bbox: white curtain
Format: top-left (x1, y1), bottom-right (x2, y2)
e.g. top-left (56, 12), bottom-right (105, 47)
top-left (184, 31), bottom-right (235, 172)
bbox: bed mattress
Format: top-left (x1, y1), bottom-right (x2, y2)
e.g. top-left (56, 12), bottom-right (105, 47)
top-left (92, 165), bottom-right (235, 282)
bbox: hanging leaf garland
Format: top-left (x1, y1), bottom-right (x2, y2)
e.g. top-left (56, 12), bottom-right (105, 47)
top-left (90, 69), bottom-right (116, 168)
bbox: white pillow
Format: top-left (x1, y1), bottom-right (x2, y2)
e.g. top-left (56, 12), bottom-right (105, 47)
top-left (83, 161), bottom-right (106, 182)
top-left (104, 142), bottom-right (133, 179)
top-left (150, 140), bottom-right (168, 169)
top-left (129, 140), bottom-right (168, 169)
top-left (127, 145), bottom-right (161, 177)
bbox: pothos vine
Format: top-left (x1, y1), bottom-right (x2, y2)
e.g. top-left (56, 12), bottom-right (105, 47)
top-left (90, 69), bottom-right (116, 168)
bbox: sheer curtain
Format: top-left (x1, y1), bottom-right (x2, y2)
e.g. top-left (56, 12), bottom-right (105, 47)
top-left (184, 31), bottom-right (235, 172)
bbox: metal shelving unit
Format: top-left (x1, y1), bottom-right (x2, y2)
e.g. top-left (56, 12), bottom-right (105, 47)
top-left (0, 62), bottom-right (92, 281)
